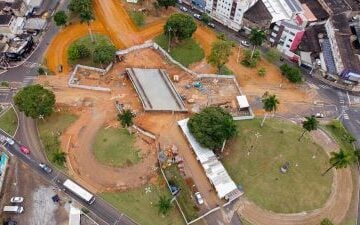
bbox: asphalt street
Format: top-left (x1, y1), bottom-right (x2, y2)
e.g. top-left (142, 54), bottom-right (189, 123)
top-left (0, 130), bottom-right (136, 225)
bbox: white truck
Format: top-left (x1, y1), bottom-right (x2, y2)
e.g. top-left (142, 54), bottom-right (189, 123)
top-left (3, 206), bottom-right (24, 214)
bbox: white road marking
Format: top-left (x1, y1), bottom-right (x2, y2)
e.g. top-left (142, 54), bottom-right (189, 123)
top-left (346, 91), bottom-right (351, 105)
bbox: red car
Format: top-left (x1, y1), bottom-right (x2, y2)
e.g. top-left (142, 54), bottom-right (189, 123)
top-left (20, 145), bottom-right (30, 154)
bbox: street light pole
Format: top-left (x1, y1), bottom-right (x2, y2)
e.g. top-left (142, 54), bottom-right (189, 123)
top-left (168, 27), bottom-right (172, 53)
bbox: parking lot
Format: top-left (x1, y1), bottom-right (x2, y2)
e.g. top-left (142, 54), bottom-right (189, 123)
top-left (0, 157), bottom-right (69, 225)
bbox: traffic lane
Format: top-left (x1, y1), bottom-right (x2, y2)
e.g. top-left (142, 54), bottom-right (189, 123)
top-left (343, 109), bottom-right (360, 148)
top-left (15, 112), bottom-right (47, 162)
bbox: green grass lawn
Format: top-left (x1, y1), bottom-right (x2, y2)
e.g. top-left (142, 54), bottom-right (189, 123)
top-left (164, 166), bottom-right (199, 221)
top-left (129, 11), bottom-right (145, 27)
top-left (100, 184), bottom-right (185, 225)
top-left (155, 34), bottom-right (205, 67)
top-left (0, 107), bottom-right (17, 136)
top-left (68, 34), bottom-right (112, 68)
top-left (38, 112), bottom-right (78, 170)
top-left (223, 118), bottom-right (333, 213)
top-left (93, 127), bottom-right (140, 167)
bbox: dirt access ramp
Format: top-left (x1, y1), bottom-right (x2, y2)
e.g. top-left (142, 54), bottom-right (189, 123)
top-left (237, 129), bottom-right (353, 225)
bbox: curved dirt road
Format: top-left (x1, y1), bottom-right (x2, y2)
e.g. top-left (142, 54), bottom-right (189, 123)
top-left (61, 98), bottom-right (157, 192)
top-left (45, 21), bottom-right (108, 75)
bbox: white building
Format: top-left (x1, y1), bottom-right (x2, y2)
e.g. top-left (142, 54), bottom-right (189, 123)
top-left (0, 15), bottom-right (25, 38)
top-left (204, 0), bottom-right (258, 31)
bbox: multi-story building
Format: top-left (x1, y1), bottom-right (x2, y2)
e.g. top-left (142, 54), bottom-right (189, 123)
top-left (204, 0), bottom-right (258, 31)
top-left (322, 14), bottom-right (360, 83)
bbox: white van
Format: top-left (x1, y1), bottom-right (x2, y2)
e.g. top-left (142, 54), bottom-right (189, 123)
top-left (3, 206), bottom-right (24, 214)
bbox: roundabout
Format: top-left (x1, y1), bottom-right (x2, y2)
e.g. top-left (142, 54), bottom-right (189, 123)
top-left (223, 118), bottom-right (352, 224)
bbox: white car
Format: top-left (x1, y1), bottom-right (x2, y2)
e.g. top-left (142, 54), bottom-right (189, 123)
top-left (39, 163), bottom-right (52, 173)
top-left (5, 137), bottom-right (14, 145)
top-left (10, 197), bottom-right (24, 203)
top-left (194, 192), bottom-right (204, 205)
top-left (240, 40), bottom-right (250, 47)
top-left (193, 13), bottom-right (201, 20)
top-left (315, 113), bottom-right (325, 118)
top-left (180, 6), bottom-right (188, 12)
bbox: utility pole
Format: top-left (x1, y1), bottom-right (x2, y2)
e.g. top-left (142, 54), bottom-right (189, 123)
top-left (168, 27), bottom-right (172, 53)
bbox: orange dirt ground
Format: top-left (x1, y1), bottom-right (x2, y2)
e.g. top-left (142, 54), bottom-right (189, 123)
top-left (42, 1), bottom-right (353, 224)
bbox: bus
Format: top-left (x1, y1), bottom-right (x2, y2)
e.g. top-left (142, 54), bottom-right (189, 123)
top-left (63, 179), bottom-right (95, 204)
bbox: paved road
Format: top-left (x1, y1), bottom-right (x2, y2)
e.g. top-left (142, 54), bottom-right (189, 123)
top-left (0, 130), bottom-right (137, 225)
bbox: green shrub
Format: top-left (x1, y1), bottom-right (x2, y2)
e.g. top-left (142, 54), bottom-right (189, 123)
top-left (0, 81), bottom-right (9, 87)
top-left (258, 67), bottom-right (266, 76)
top-left (280, 64), bottom-right (302, 83)
top-left (130, 11), bottom-right (145, 27)
top-left (67, 43), bottom-right (90, 62)
top-left (241, 49), bottom-right (260, 68)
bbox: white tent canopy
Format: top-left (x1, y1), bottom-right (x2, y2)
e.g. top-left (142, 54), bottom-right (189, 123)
top-left (236, 95), bottom-right (249, 109)
top-left (177, 118), bottom-right (238, 199)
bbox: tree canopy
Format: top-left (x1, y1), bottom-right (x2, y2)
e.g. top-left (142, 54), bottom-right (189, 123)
top-left (14, 84), bottom-right (56, 119)
top-left (53, 11), bottom-right (68, 26)
top-left (117, 109), bottom-right (135, 128)
top-left (249, 28), bottom-right (266, 47)
top-left (188, 107), bottom-right (237, 150)
top-left (69, 0), bottom-right (93, 23)
top-left (262, 92), bottom-right (279, 113)
top-left (164, 13), bottom-right (197, 41)
top-left (299, 115), bottom-right (318, 141)
top-left (93, 42), bottom-right (116, 65)
top-left (155, 195), bottom-right (172, 215)
top-left (207, 39), bottom-right (233, 73)
top-left (157, 0), bottom-right (176, 9)
top-left (322, 149), bottom-right (354, 175)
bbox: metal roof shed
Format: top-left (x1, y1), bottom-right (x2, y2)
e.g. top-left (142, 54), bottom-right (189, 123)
top-left (236, 96), bottom-right (249, 109)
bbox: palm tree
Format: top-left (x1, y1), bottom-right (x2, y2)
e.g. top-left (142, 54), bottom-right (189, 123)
top-left (155, 195), bottom-right (172, 215)
top-left (261, 92), bottom-right (279, 127)
top-left (249, 28), bottom-right (266, 59)
top-left (52, 151), bottom-right (67, 165)
top-left (80, 8), bottom-right (95, 42)
top-left (298, 116), bottom-right (319, 141)
top-left (117, 109), bottom-right (135, 128)
top-left (322, 149), bottom-right (353, 176)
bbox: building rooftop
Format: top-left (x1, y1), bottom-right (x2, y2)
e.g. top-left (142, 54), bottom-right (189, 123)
top-left (319, 0), bottom-right (351, 15)
top-left (243, 0), bottom-right (272, 26)
top-left (0, 15), bottom-right (12, 25)
top-left (299, 24), bottom-right (326, 53)
top-left (298, 0), bottom-right (328, 20)
top-left (321, 39), bottom-right (337, 74)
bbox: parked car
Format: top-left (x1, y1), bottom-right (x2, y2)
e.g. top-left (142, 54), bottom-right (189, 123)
top-left (315, 113), bottom-right (325, 118)
top-left (5, 137), bottom-right (14, 146)
top-left (0, 134), bottom-right (6, 143)
top-left (207, 22), bottom-right (215, 28)
top-left (194, 192), bottom-right (204, 205)
top-left (10, 197), bottom-right (24, 203)
top-left (180, 6), bottom-right (188, 12)
top-left (20, 145), bottom-right (30, 154)
top-left (240, 40), bottom-right (250, 47)
top-left (39, 163), bottom-right (52, 173)
top-left (3, 206), bottom-right (23, 214)
top-left (193, 13), bottom-right (201, 20)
